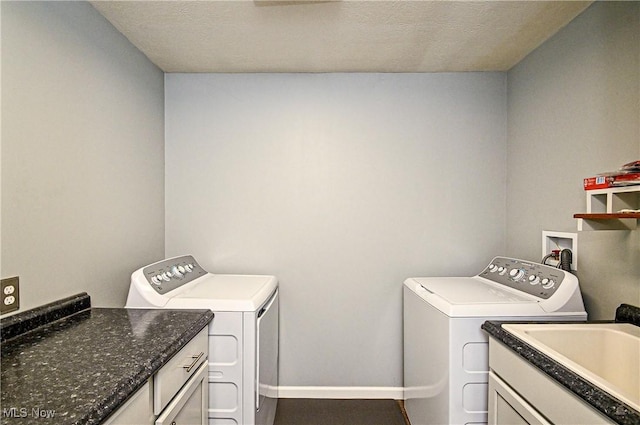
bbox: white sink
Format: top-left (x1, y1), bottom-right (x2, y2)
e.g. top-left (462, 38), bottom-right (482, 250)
top-left (502, 323), bottom-right (640, 412)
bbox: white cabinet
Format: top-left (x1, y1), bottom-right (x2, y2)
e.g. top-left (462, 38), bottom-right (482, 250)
top-left (156, 362), bottom-right (208, 425)
top-left (154, 329), bottom-right (208, 415)
top-left (487, 337), bottom-right (614, 425)
top-left (489, 373), bottom-right (551, 425)
top-left (103, 382), bottom-right (154, 425)
top-left (103, 328), bottom-right (208, 425)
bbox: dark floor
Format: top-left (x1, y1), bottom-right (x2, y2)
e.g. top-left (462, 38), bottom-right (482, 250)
top-left (274, 399), bottom-right (409, 425)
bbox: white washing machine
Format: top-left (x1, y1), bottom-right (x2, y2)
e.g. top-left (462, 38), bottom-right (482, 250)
top-left (126, 255), bottom-right (279, 425)
top-left (403, 256), bottom-right (587, 425)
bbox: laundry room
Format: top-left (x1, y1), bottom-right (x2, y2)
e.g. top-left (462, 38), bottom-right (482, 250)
top-left (1, 1), bottom-right (639, 425)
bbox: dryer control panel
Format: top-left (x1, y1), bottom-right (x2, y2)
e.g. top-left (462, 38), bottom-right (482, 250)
top-left (141, 255), bottom-right (207, 294)
top-left (478, 257), bottom-right (567, 299)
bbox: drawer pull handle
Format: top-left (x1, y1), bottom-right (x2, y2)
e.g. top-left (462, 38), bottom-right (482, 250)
top-left (183, 352), bottom-right (204, 373)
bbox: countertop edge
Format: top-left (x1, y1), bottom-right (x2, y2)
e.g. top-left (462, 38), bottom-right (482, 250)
top-left (87, 308), bottom-right (214, 425)
top-left (481, 320), bottom-right (640, 425)
top-left (0, 293), bottom-right (91, 342)
top-left (615, 304), bottom-right (640, 327)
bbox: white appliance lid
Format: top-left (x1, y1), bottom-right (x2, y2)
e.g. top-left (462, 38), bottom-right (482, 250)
top-left (416, 277), bottom-right (534, 304)
top-left (166, 274), bottom-right (278, 312)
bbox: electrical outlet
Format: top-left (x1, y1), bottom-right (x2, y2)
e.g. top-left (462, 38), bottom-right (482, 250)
top-left (1, 276), bottom-right (20, 315)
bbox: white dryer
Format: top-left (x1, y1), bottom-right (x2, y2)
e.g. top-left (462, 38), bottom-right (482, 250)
top-left (403, 256), bottom-right (587, 425)
top-left (126, 255), bottom-right (279, 425)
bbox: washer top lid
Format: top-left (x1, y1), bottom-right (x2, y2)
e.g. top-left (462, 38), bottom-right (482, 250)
top-left (414, 277), bottom-right (534, 305)
top-left (166, 274), bottom-right (278, 312)
top-left (404, 276), bottom-right (556, 317)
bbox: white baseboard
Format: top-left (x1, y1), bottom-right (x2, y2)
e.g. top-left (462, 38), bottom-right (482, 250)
top-left (277, 386), bottom-right (404, 400)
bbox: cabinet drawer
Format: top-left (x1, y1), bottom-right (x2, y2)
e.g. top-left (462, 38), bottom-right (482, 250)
top-left (154, 328), bottom-right (208, 415)
top-left (155, 361), bottom-right (208, 425)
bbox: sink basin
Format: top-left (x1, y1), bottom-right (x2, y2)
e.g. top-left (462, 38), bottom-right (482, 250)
top-left (502, 323), bottom-right (640, 411)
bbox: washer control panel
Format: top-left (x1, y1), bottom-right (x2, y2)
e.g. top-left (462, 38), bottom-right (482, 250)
top-left (142, 255), bottom-right (207, 294)
top-left (478, 257), bottom-right (567, 299)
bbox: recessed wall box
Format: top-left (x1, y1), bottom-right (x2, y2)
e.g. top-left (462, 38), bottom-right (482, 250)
top-left (542, 231), bottom-right (578, 271)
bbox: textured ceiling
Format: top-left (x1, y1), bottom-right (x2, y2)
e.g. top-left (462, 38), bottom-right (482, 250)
top-left (90, 0), bottom-right (592, 73)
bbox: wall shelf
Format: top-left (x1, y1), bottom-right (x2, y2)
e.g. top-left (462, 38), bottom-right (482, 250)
top-left (574, 213), bottom-right (640, 230)
top-left (574, 213), bottom-right (640, 219)
top-left (576, 186), bottom-right (640, 231)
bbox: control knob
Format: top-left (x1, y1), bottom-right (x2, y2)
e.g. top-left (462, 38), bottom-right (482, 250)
top-left (509, 268), bottom-right (525, 281)
top-left (528, 275), bottom-right (540, 285)
top-left (497, 267), bottom-right (507, 275)
top-left (171, 266), bottom-right (183, 278)
top-left (151, 275), bottom-right (162, 285)
top-left (488, 264), bottom-right (498, 273)
top-left (541, 278), bottom-right (556, 289)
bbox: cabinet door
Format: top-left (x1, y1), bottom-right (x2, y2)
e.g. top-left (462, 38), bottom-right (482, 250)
top-left (488, 372), bottom-right (552, 425)
top-left (156, 362), bottom-right (208, 425)
top-left (103, 382), bottom-right (153, 425)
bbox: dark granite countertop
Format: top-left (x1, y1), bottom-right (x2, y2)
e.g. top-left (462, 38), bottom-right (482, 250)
top-left (0, 293), bottom-right (213, 425)
top-left (482, 303), bottom-right (640, 425)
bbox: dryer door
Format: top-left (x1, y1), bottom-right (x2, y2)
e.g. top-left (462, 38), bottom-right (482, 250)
top-left (256, 289), bottom-right (279, 414)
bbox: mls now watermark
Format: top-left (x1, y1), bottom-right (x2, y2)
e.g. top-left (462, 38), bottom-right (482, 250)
top-left (2, 407), bottom-right (56, 419)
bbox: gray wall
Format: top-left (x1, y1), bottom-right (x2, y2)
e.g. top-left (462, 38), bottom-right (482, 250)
top-left (506, 1), bottom-right (640, 320)
top-left (165, 73), bottom-right (507, 390)
top-left (1, 1), bottom-right (165, 311)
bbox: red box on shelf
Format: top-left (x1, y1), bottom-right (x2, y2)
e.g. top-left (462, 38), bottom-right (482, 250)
top-left (583, 173), bottom-right (640, 190)
top-left (583, 176), bottom-right (609, 190)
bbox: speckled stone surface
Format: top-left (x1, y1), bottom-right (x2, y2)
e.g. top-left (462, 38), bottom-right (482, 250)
top-left (616, 304), bottom-right (640, 327)
top-left (482, 310), bottom-right (640, 425)
top-left (0, 293), bottom-right (91, 342)
top-left (1, 295), bottom-right (213, 425)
